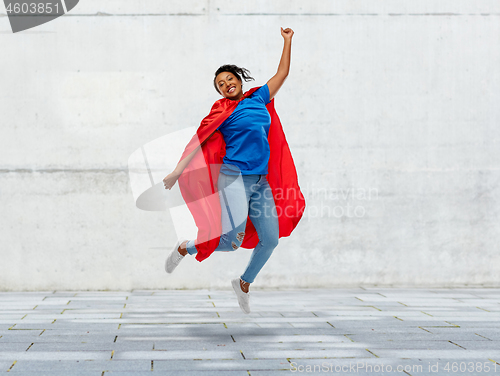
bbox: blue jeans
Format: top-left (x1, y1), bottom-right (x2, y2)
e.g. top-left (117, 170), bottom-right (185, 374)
top-left (186, 171), bottom-right (279, 284)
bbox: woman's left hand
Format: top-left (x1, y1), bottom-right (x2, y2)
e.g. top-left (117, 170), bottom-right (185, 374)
top-left (281, 27), bottom-right (294, 41)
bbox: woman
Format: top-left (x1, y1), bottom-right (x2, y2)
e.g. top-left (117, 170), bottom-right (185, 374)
top-left (163, 27), bottom-right (298, 314)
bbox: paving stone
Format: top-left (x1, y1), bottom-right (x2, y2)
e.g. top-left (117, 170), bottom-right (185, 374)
top-left (12, 335), bottom-right (117, 344)
top-left (332, 320), bottom-right (412, 327)
top-left (28, 341), bottom-right (154, 351)
top-left (32, 299), bottom-right (71, 305)
top-left (25, 313), bottom-right (122, 319)
top-left (423, 332), bottom-right (495, 341)
top-left (364, 340), bottom-right (464, 350)
top-left (253, 322), bottom-right (294, 328)
top-left (440, 320), bottom-right (500, 327)
top-left (366, 349), bottom-right (500, 358)
top-left (0, 330), bottom-right (45, 338)
top-left (232, 334), bottom-right (347, 342)
top-left (11, 323), bottom-right (117, 330)
top-left (427, 326), bottom-right (497, 332)
top-left (35, 331), bottom-right (120, 338)
top-left (7, 360), bottom-right (151, 372)
top-left (153, 341), bottom-right (361, 352)
top-left (446, 340), bottom-right (500, 350)
top-left (289, 322), bottom-right (337, 329)
top-left (0, 315), bottom-right (29, 320)
top-left (116, 335), bottom-right (233, 343)
top-left (332, 327), bottom-right (434, 335)
top-left (0, 342), bottom-right (32, 351)
top-left (312, 310), bottom-right (428, 317)
top-left (347, 333), bottom-right (452, 342)
top-left (0, 351), bottom-right (112, 360)
top-left (243, 348), bottom-right (378, 359)
top-left (7, 372), bottom-right (102, 375)
top-left (30, 305), bottom-right (73, 310)
top-left (230, 328), bottom-right (340, 336)
top-left (120, 313), bottom-right (220, 319)
top-left (419, 311), bottom-right (498, 317)
top-left (152, 359), bottom-right (295, 371)
top-left (474, 330), bottom-right (500, 340)
top-left (0, 305), bottom-right (40, 311)
top-left (152, 342), bottom-right (234, 351)
top-left (111, 372), bottom-right (249, 376)
top-left (112, 350), bottom-right (242, 360)
top-left (420, 316), bottom-right (500, 322)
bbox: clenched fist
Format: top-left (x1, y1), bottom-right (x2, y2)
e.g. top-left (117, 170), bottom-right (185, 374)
top-left (281, 27), bottom-right (294, 41)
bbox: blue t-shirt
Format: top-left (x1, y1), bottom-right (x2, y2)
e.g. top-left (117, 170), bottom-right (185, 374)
top-left (217, 84), bottom-right (272, 175)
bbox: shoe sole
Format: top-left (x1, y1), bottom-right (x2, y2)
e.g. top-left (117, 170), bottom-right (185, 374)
top-left (231, 278), bottom-right (251, 314)
top-left (165, 239), bottom-right (183, 273)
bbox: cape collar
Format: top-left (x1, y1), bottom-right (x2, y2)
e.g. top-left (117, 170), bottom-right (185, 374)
top-left (219, 88), bottom-right (256, 106)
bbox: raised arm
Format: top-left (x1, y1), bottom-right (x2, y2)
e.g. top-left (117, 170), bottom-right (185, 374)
top-left (267, 27), bottom-right (294, 101)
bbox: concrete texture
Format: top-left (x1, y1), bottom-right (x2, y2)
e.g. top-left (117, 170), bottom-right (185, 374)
top-left (1, 287), bottom-right (500, 375)
top-left (0, 1), bottom-right (499, 290)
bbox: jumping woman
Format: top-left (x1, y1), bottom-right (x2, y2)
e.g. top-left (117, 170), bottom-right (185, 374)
top-left (162, 27), bottom-right (305, 314)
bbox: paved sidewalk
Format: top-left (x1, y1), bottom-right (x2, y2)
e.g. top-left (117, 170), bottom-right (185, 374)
top-left (0, 287), bottom-right (499, 375)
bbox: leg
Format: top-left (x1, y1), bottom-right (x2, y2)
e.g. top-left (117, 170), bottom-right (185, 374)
top-left (185, 172), bottom-right (254, 255)
top-left (240, 175), bottom-right (280, 285)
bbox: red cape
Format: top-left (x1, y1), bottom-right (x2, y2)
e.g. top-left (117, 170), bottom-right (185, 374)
top-left (177, 86), bottom-right (306, 262)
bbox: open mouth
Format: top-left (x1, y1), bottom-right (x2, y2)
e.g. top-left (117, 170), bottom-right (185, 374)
top-left (228, 86), bottom-right (235, 94)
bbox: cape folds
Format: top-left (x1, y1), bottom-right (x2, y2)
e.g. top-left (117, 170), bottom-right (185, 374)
top-left (176, 86), bottom-right (306, 262)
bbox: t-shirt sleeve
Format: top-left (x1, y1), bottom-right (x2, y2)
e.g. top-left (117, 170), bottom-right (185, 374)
top-left (252, 84), bottom-right (271, 105)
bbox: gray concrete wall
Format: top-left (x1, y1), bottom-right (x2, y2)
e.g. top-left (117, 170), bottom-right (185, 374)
top-left (1, 0), bottom-right (499, 290)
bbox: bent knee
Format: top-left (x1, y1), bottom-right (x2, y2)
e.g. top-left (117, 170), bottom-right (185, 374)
top-left (230, 231), bottom-right (245, 250)
top-left (262, 236), bottom-right (279, 249)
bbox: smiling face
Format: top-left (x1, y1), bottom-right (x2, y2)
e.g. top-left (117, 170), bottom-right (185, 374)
top-left (215, 71), bottom-right (243, 100)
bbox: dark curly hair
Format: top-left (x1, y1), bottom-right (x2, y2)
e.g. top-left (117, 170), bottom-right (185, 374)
top-left (213, 64), bottom-right (255, 94)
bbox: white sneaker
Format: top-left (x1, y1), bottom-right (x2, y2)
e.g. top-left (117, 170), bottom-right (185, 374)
top-left (231, 278), bottom-right (251, 314)
top-left (165, 239), bottom-right (188, 274)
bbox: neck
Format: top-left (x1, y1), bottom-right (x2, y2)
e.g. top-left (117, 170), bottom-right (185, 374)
top-left (230, 91), bottom-right (244, 101)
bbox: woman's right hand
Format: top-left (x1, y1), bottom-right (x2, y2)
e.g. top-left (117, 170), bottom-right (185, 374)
top-left (163, 170), bottom-right (181, 190)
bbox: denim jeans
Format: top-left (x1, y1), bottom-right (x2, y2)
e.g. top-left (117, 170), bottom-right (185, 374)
top-left (186, 171), bottom-right (279, 284)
